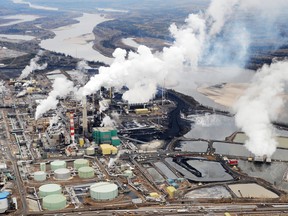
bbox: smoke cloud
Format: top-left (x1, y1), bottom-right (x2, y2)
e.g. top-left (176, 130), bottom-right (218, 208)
top-left (100, 115), bottom-right (116, 127)
top-left (234, 60), bottom-right (288, 157)
top-left (76, 0), bottom-right (287, 103)
top-left (0, 80), bottom-right (6, 94)
top-left (19, 50), bottom-right (47, 80)
top-left (35, 77), bottom-right (75, 119)
top-left (78, 13), bottom-right (206, 103)
top-left (76, 60), bottom-right (91, 73)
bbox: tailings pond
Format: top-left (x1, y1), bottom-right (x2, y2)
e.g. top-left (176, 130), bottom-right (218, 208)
top-left (175, 141), bottom-right (209, 153)
top-left (165, 157), bottom-right (233, 182)
top-left (184, 114), bottom-right (237, 140)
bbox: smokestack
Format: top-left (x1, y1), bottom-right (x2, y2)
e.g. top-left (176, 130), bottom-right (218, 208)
top-left (82, 96), bottom-right (88, 134)
top-left (70, 112), bottom-right (75, 144)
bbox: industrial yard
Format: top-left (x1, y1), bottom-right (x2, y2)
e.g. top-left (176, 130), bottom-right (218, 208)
top-left (0, 66), bottom-right (287, 215)
top-left (0, 0), bottom-right (288, 215)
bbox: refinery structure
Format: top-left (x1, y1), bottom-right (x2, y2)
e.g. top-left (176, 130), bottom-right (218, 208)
top-left (1, 0), bottom-right (288, 215)
top-left (0, 65), bottom-right (288, 215)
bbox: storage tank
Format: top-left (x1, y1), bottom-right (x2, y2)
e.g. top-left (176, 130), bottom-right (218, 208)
top-left (79, 138), bottom-right (84, 147)
top-left (54, 168), bottom-right (70, 180)
top-left (34, 171), bottom-right (46, 182)
top-left (90, 182), bottom-right (118, 200)
top-left (123, 170), bottom-right (133, 178)
top-left (0, 191), bottom-right (9, 214)
top-left (78, 166), bottom-right (94, 179)
top-left (50, 160), bottom-right (66, 171)
top-left (42, 194), bottom-right (66, 211)
top-left (40, 162), bottom-right (46, 172)
top-left (39, 184), bottom-right (62, 198)
top-left (74, 159), bottom-right (89, 170)
top-left (86, 147), bottom-right (95, 155)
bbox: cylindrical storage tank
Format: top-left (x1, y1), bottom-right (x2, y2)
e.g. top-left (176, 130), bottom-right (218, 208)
top-left (40, 162), bottom-right (46, 172)
top-left (123, 170), bottom-right (133, 178)
top-left (76, 152), bottom-right (84, 157)
top-left (0, 191), bottom-right (9, 214)
top-left (74, 159), bottom-right (89, 170)
top-left (90, 182), bottom-right (118, 200)
top-left (34, 171), bottom-right (46, 182)
top-left (54, 168), bottom-right (70, 180)
top-left (79, 138), bottom-right (84, 147)
top-left (39, 184), bottom-right (61, 198)
top-left (42, 194), bottom-right (66, 211)
top-left (50, 160), bottom-right (66, 171)
top-left (78, 166), bottom-right (94, 179)
top-left (86, 147), bottom-right (95, 155)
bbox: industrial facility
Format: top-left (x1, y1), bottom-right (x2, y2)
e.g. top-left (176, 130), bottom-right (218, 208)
top-left (0, 59), bottom-right (288, 215)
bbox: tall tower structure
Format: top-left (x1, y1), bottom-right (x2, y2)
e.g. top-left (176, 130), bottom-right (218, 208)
top-left (70, 112), bottom-right (75, 144)
top-left (82, 96), bottom-right (88, 134)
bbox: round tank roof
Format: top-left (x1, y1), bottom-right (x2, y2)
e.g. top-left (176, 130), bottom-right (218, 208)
top-left (43, 194), bottom-right (66, 203)
top-left (51, 160), bottom-right (66, 165)
top-left (43, 194), bottom-right (66, 211)
top-left (34, 171), bottom-right (46, 175)
top-left (78, 166), bottom-right (94, 172)
top-left (74, 159), bottom-right (88, 164)
top-left (54, 168), bottom-right (70, 174)
top-left (90, 182), bottom-right (118, 193)
top-left (0, 191), bottom-right (9, 200)
top-left (39, 184), bottom-right (61, 192)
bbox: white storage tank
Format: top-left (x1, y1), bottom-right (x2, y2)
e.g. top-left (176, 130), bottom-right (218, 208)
top-left (86, 147), bottom-right (95, 155)
top-left (54, 168), bottom-right (70, 180)
top-left (39, 184), bottom-right (61, 198)
top-left (73, 159), bottom-right (89, 170)
top-left (123, 170), bottom-right (133, 178)
top-left (0, 191), bottom-right (9, 214)
top-left (34, 171), bottom-right (46, 181)
top-left (42, 194), bottom-right (66, 211)
top-left (50, 160), bottom-right (66, 171)
top-left (90, 182), bottom-right (118, 200)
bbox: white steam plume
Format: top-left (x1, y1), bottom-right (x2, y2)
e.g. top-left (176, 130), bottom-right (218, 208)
top-left (206, 0), bottom-right (239, 36)
top-left (0, 80), bottom-right (6, 94)
top-left (77, 60), bottom-right (91, 72)
top-left (19, 50), bottom-right (47, 80)
top-left (234, 60), bottom-right (288, 157)
top-left (77, 0), bottom-right (287, 103)
top-left (78, 13), bottom-right (206, 103)
top-left (100, 115), bottom-right (116, 127)
top-left (35, 77), bottom-right (75, 119)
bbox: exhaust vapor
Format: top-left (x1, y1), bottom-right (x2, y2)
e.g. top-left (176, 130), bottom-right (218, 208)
top-left (19, 50), bottom-right (47, 80)
top-left (77, 0), bottom-right (287, 103)
top-left (234, 60), bottom-right (288, 157)
top-left (35, 77), bottom-right (75, 120)
top-left (0, 80), bottom-right (6, 94)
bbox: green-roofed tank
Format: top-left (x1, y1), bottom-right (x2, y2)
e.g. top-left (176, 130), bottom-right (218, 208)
top-left (39, 184), bottom-right (61, 198)
top-left (74, 159), bottom-right (89, 170)
top-left (50, 160), bottom-right (66, 171)
top-left (42, 194), bottom-right (66, 211)
top-left (78, 166), bottom-right (94, 179)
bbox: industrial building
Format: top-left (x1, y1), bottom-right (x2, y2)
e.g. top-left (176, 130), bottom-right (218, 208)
top-left (100, 144), bottom-right (118, 155)
top-left (93, 127), bottom-right (120, 146)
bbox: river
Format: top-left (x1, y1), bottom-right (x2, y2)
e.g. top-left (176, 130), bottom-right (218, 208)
top-left (39, 13), bottom-right (113, 65)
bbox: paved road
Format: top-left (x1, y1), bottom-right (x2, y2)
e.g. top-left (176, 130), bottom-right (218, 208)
top-left (1, 109), bottom-right (28, 215)
top-left (35, 203), bottom-right (288, 216)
